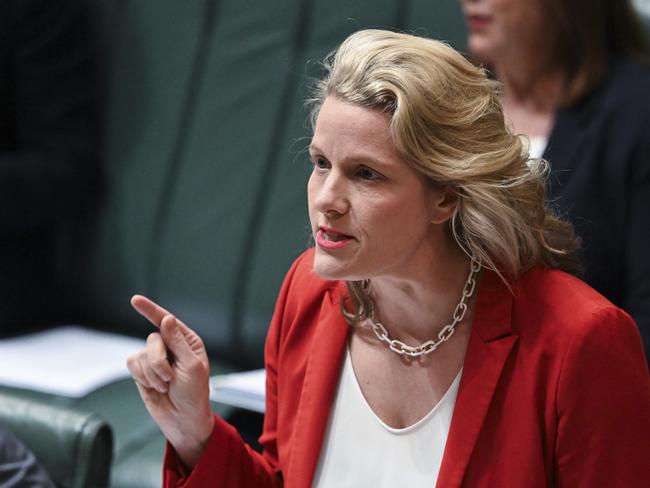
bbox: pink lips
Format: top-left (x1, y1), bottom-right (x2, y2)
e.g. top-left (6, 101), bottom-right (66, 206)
top-left (466, 14), bottom-right (491, 31)
top-left (316, 227), bottom-right (354, 250)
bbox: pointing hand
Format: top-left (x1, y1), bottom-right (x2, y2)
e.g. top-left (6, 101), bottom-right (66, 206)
top-left (127, 295), bottom-right (215, 469)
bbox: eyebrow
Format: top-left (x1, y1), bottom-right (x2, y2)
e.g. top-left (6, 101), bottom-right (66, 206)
top-left (308, 143), bottom-right (324, 155)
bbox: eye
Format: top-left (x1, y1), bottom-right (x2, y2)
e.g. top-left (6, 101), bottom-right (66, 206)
top-left (356, 166), bottom-right (381, 180)
top-left (311, 157), bottom-right (330, 171)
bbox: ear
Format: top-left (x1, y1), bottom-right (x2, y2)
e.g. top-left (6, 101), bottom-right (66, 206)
top-left (428, 185), bottom-right (458, 224)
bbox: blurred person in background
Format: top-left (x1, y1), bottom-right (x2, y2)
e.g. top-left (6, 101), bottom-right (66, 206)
top-left (0, 423), bottom-right (55, 487)
top-left (460, 0), bottom-right (650, 360)
top-left (0, 0), bottom-right (102, 335)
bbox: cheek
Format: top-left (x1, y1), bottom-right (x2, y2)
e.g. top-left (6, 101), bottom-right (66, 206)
top-left (471, 0), bottom-right (517, 45)
top-left (467, 26), bottom-right (505, 63)
top-left (361, 196), bottom-right (431, 244)
top-left (500, 1), bottom-right (546, 43)
top-left (306, 174), bottom-right (318, 221)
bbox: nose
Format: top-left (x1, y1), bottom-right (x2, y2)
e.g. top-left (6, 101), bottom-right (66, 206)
top-left (309, 168), bottom-right (350, 217)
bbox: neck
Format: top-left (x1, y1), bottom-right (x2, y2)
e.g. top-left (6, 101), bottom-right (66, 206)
top-left (494, 59), bottom-right (566, 114)
top-left (493, 56), bottom-right (566, 138)
top-left (368, 238), bottom-right (475, 345)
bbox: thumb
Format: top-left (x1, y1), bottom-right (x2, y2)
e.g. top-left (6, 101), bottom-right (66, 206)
top-left (160, 314), bottom-right (195, 364)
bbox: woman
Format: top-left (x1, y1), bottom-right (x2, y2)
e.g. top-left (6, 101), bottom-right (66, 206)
top-left (127, 30), bottom-right (650, 487)
top-left (461, 0), bottom-right (650, 358)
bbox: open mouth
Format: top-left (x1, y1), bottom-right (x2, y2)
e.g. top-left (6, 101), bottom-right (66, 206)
top-left (321, 231), bottom-right (350, 242)
top-left (316, 227), bottom-right (354, 250)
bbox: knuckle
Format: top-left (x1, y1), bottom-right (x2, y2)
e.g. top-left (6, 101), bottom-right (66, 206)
top-left (151, 357), bottom-right (168, 371)
top-left (136, 378), bottom-right (152, 390)
top-left (143, 361), bottom-right (157, 377)
top-left (192, 332), bottom-right (204, 348)
top-left (126, 355), bottom-right (137, 370)
top-left (127, 354), bottom-right (145, 376)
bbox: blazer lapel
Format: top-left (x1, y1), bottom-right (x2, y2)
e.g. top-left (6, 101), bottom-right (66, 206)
top-left (287, 283), bottom-right (349, 488)
top-left (436, 269), bottom-right (519, 488)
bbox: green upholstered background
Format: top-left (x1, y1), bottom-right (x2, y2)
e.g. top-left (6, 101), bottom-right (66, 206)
top-left (70, 0), bottom-right (468, 369)
top-left (4, 1), bottom-right (468, 486)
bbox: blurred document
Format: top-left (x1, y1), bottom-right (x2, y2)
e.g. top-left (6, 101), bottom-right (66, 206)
top-left (210, 369), bottom-right (266, 413)
top-left (0, 326), bottom-right (144, 397)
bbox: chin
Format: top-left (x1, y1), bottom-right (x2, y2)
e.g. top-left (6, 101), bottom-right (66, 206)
top-left (312, 252), bottom-right (355, 282)
top-left (467, 36), bottom-right (496, 64)
top-left (312, 262), bottom-right (345, 281)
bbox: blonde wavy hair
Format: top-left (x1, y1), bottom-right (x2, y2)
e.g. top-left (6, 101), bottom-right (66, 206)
top-left (308, 29), bottom-right (580, 323)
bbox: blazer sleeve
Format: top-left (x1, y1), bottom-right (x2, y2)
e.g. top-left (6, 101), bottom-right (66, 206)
top-left (554, 306), bottom-right (650, 487)
top-left (162, 252), bottom-right (309, 487)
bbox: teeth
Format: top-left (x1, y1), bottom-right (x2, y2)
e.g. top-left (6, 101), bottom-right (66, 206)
top-left (324, 231), bottom-right (345, 242)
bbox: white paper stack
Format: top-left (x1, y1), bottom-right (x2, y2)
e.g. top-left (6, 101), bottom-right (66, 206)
top-left (209, 369), bottom-right (266, 413)
top-left (0, 326), bottom-right (145, 397)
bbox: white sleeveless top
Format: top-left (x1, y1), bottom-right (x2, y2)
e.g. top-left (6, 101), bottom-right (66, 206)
top-left (313, 347), bottom-right (462, 488)
top-left (526, 135), bottom-right (548, 160)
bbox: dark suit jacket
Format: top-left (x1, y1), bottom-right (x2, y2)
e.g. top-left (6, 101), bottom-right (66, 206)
top-left (544, 57), bottom-right (650, 358)
top-left (0, 0), bottom-right (101, 332)
top-left (163, 249), bottom-right (650, 487)
top-left (0, 424), bottom-right (55, 488)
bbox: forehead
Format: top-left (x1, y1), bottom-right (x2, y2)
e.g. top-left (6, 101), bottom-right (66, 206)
top-left (311, 97), bottom-right (401, 164)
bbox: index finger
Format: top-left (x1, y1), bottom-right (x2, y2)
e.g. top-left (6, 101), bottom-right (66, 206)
top-left (131, 294), bottom-right (172, 328)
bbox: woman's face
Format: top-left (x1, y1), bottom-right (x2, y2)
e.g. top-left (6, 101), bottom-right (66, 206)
top-left (460, 0), bottom-right (550, 65)
top-left (307, 96), bottom-right (448, 282)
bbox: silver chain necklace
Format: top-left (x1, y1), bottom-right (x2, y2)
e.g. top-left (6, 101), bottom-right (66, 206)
top-left (367, 260), bottom-right (481, 358)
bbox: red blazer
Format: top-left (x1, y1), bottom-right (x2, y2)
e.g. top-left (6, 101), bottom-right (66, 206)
top-left (165, 249), bottom-right (650, 487)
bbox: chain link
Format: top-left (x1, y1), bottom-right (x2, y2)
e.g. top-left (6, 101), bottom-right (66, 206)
top-left (368, 260), bottom-right (481, 358)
